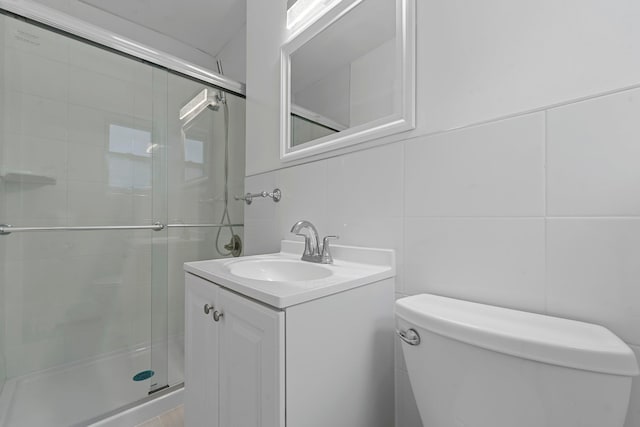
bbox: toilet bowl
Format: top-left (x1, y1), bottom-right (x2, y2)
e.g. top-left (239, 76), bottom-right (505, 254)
top-left (396, 294), bottom-right (639, 427)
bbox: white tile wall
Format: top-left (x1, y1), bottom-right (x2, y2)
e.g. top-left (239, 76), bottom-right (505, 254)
top-left (405, 113), bottom-right (545, 217)
top-left (547, 88), bottom-right (640, 216)
top-left (405, 218), bottom-right (546, 313)
top-left (244, 0), bottom-right (640, 422)
top-left (418, 0), bottom-right (640, 133)
top-left (245, 84), bottom-right (640, 425)
top-left (277, 160), bottom-right (329, 237)
top-left (546, 218), bottom-right (640, 345)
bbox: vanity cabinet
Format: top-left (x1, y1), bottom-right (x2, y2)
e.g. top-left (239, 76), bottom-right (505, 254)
top-left (184, 273), bottom-right (395, 427)
top-left (184, 274), bottom-right (284, 427)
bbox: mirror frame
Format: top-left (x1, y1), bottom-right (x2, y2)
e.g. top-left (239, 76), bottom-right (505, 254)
top-left (280, 0), bottom-right (416, 162)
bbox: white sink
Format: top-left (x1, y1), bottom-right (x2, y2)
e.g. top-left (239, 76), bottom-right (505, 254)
top-left (228, 259), bottom-right (332, 282)
top-left (184, 240), bottom-right (395, 308)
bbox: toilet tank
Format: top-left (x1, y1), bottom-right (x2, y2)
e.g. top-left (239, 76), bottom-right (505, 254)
top-left (396, 294), bottom-right (639, 427)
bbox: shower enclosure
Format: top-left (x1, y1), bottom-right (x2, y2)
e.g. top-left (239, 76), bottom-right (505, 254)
top-left (0, 8), bottom-right (245, 427)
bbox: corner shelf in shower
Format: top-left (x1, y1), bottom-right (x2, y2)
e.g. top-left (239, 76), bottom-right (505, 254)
top-left (0, 170), bottom-right (57, 185)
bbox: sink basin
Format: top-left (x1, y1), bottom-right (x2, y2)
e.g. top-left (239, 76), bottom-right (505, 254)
top-left (228, 259), bottom-right (332, 282)
top-left (184, 240), bottom-right (395, 308)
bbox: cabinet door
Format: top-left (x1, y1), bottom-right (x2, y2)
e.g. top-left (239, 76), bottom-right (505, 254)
top-left (184, 274), bottom-right (219, 427)
top-left (218, 288), bottom-right (285, 427)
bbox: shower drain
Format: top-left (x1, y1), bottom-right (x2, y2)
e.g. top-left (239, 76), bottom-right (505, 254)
top-left (132, 370), bottom-right (155, 382)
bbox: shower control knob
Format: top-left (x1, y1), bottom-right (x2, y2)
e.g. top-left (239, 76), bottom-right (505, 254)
top-left (204, 304), bottom-right (214, 315)
top-left (213, 310), bottom-right (224, 322)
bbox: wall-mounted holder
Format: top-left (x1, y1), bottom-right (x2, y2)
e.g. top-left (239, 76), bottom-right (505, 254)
top-left (235, 188), bottom-right (282, 205)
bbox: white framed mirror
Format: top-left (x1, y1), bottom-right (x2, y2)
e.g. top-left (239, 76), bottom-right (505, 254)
top-left (281, 0), bottom-right (415, 161)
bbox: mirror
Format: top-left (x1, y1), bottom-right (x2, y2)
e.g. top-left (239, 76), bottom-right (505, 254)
top-left (281, 0), bottom-right (415, 161)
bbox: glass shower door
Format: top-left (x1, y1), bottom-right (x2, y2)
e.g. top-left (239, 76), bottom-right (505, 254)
top-left (0, 13), bottom-right (162, 426)
top-left (0, 9), bottom-right (245, 427)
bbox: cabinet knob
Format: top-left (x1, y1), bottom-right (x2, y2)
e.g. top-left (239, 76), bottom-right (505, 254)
top-left (213, 310), bottom-right (224, 322)
top-left (204, 304), bottom-right (214, 315)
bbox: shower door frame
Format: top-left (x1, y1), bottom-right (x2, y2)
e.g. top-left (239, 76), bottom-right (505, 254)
top-left (0, 0), bottom-right (245, 98)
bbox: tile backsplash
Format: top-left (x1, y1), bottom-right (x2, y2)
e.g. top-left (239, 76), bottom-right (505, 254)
top-left (245, 85), bottom-right (640, 426)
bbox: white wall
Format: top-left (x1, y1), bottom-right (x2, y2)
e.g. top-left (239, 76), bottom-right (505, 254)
top-left (244, 1), bottom-right (640, 426)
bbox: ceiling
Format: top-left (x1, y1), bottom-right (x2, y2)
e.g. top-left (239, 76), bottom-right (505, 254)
top-left (78, 0), bottom-right (246, 57)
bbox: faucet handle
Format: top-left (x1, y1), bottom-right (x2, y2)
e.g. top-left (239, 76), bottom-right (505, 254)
top-left (321, 235), bottom-right (339, 264)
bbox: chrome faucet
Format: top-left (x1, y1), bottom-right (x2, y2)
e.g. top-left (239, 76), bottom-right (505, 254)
top-left (290, 220), bottom-right (338, 264)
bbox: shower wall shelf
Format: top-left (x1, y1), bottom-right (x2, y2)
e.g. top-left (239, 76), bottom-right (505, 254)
top-left (0, 170), bottom-right (56, 185)
top-left (235, 188), bottom-right (282, 205)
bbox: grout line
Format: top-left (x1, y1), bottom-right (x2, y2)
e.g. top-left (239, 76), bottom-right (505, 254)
top-left (400, 215), bottom-right (640, 220)
top-left (546, 216), bottom-right (640, 220)
top-left (402, 216), bottom-right (545, 220)
top-left (399, 142), bottom-right (406, 294)
top-left (543, 109), bottom-right (549, 315)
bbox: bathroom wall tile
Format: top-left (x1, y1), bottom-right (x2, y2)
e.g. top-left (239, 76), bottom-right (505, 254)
top-left (625, 345), bottom-right (640, 427)
top-left (396, 369), bottom-right (423, 427)
top-left (68, 105), bottom-right (131, 147)
top-left (133, 193), bottom-right (153, 223)
top-left (324, 143), bottom-right (405, 288)
top-left (67, 142), bottom-right (108, 183)
top-left (3, 183), bottom-right (68, 224)
top-left (69, 65), bottom-right (134, 115)
top-left (5, 91), bottom-right (69, 142)
top-left (328, 216), bottom-right (405, 291)
top-left (1, 252), bottom-right (143, 376)
top-left (547, 219), bottom-right (640, 345)
top-left (67, 182), bottom-right (134, 225)
top-left (405, 113), bottom-right (545, 217)
top-left (327, 143), bottom-right (404, 219)
top-left (133, 78), bottom-right (154, 122)
top-left (243, 218), bottom-right (280, 256)
top-left (418, 0), bottom-right (640, 134)
top-left (3, 222), bottom-right (71, 262)
top-left (275, 160), bottom-right (328, 240)
top-left (3, 133), bottom-right (67, 180)
top-left (547, 87), bottom-right (640, 216)
top-left (5, 47), bottom-right (68, 102)
top-left (404, 218), bottom-right (546, 313)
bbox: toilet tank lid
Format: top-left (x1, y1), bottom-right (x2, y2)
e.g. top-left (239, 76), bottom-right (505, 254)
top-left (396, 294), bottom-right (639, 377)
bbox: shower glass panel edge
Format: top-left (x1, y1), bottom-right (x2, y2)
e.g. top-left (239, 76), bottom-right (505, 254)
top-left (151, 67), bottom-right (169, 394)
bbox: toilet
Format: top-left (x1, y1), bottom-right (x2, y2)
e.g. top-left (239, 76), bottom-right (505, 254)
top-left (396, 294), bottom-right (639, 427)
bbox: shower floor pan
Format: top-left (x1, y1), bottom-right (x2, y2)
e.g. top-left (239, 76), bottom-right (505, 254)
top-left (0, 338), bottom-right (184, 427)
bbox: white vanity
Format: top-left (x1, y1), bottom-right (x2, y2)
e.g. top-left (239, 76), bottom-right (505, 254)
top-left (183, 240), bottom-right (396, 427)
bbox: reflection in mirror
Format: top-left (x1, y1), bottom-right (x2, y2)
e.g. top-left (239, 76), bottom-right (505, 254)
top-left (290, 0), bottom-right (396, 147)
top-left (282, 0), bottom-right (415, 160)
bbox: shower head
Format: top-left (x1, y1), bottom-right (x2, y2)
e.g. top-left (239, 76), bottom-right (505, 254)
top-left (179, 88), bottom-right (220, 125)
